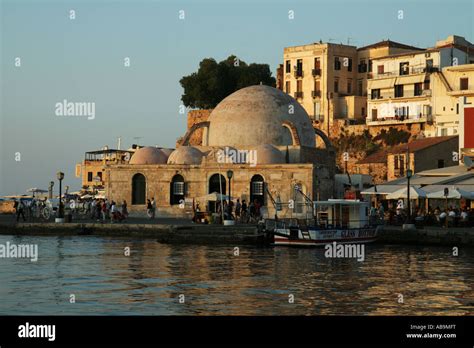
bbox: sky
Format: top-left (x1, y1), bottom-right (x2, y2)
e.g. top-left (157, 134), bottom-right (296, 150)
top-left (1, 0), bottom-right (473, 196)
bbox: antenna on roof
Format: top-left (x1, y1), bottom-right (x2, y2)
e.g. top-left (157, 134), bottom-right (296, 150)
top-left (133, 137), bottom-right (143, 147)
top-left (347, 37), bottom-right (354, 45)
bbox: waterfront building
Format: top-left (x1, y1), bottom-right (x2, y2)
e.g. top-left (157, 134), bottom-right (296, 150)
top-left (79, 85), bottom-right (337, 217)
top-left (366, 35), bottom-right (474, 137)
top-left (355, 136), bottom-right (459, 183)
top-left (282, 39), bottom-right (421, 137)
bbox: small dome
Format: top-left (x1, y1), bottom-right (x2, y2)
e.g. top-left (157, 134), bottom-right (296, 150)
top-left (167, 146), bottom-right (204, 165)
top-left (253, 144), bottom-right (285, 164)
top-left (129, 147), bottom-right (167, 164)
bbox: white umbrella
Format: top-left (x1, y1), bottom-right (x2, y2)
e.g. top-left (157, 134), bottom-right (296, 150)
top-left (27, 188), bottom-right (48, 193)
top-left (427, 187), bottom-right (474, 199)
top-left (386, 186), bottom-right (427, 199)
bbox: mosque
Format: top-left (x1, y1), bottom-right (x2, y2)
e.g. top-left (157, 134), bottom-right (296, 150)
top-left (79, 85), bottom-right (337, 217)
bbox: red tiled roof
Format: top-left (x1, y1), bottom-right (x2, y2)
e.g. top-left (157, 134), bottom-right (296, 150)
top-left (357, 136), bottom-right (458, 164)
top-left (357, 40), bottom-right (424, 52)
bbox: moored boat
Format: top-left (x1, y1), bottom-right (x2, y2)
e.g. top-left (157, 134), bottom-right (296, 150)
top-left (265, 199), bottom-right (380, 247)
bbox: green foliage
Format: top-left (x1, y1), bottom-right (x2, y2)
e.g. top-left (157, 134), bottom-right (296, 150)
top-left (333, 130), bottom-right (380, 156)
top-left (373, 128), bottom-right (411, 146)
top-left (180, 55), bottom-right (276, 109)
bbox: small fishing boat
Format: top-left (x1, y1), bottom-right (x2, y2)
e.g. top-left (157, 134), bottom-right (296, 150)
top-left (265, 199), bottom-right (379, 247)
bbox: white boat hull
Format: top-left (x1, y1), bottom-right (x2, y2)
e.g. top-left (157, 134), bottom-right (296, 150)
top-left (272, 227), bottom-right (378, 247)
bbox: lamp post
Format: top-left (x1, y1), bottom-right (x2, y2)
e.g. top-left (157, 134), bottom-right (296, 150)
top-left (57, 172), bottom-right (65, 219)
top-left (406, 168), bottom-right (413, 223)
top-left (226, 170), bottom-right (233, 205)
top-left (49, 181), bottom-right (54, 199)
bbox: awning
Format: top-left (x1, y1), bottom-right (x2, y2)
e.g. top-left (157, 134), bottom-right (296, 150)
top-left (368, 78), bottom-right (396, 90)
top-left (395, 74), bottom-right (426, 85)
top-left (360, 185), bottom-right (407, 195)
top-left (386, 186), bottom-right (427, 199)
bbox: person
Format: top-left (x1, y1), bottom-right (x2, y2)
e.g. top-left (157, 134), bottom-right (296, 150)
top-left (254, 199), bottom-right (261, 219)
top-left (377, 202), bottom-right (385, 223)
top-left (460, 208), bottom-right (469, 227)
top-left (146, 199), bottom-right (153, 218)
top-left (240, 199), bottom-right (248, 223)
top-left (101, 200), bottom-right (107, 222)
top-left (151, 197), bottom-right (156, 219)
top-left (249, 200), bottom-right (256, 219)
top-left (439, 210), bottom-right (447, 227)
top-left (235, 199), bottom-right (241, 219)
top-left (110, 201), bottom-right (117, 223)
top-left (369, 203), bottom-right (377, 225)
top-left (15, 199), bottom-right (26, 222)
top-left (90, 199), bottom-right (96, 219)
top-left (121, 200), bottom-right (128, 220)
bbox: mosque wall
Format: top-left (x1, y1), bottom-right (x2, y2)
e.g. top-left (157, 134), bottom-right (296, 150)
top-left (104, 163), bottom-right (332, 218)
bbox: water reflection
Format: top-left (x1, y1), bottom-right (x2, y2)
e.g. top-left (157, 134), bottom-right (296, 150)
top-left (0, 235), bottom-right (472, 315)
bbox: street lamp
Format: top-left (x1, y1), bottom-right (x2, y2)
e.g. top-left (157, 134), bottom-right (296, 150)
top-left (57, 172), bottom-right (65, 219)
top-left (49, 181), bottom-right (54, 199)
top-left (406, 168), bottom-right (413, 223)
top-left (226, 170), bottom-right (233, 204)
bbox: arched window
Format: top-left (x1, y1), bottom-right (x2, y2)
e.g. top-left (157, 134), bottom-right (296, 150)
top-left (208, 174), bottom-right (226, 195)
top-left (170, 174), bottom-right (185, 205)
top-left (132, 173), bottom-right (146, 205)
top-left (208, 174), bottom-right (226, 212)
top-left (250, 174), bottom-right (265, 206)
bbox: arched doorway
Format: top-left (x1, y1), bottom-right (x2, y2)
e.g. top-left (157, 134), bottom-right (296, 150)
top-left (208, 174), bottom-right (226, 195)
top-left (170, 174), bottom-right (185, 205)
top-left (132, 173), bottom-right (146, 205)
top-left (250, 174), bottom-right (265, 206)
top-left (208, 174), bottom-right (226, 212)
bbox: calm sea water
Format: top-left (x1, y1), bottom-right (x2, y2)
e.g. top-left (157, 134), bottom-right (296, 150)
top-left (0, 234), bottom-right (473, 315)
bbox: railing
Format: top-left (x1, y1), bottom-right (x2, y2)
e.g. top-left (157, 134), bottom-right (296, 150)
top-left (294, 69), bottom-right (304, 78)
top-left (370, 90), bottom-right (431, 100)
top-left (294, 91), bottom-right (304, 98)
top-left (372, 65), bottom-right (439, 79)
top-left (312, 90), bottom-right (321, 98)
top-left (367, 116), bottom-right (428, 125)
top-left (312, 68), bottom-right (321, 76)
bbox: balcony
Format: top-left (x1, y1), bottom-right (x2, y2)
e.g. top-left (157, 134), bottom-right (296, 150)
top-left (312, 90), bottom-right (321, 98)
top-left (294, 69), bottom-right (304, 78)
top-left (372, 65), bottom-right (439, 79)
top-left (370, 90), bottom-right (432, 100)
top-left (294, 91), bottom-right (304, 99)
top-left (367, 116), bottom-right (428, 126)
top-left (312, 68), bottom-right (321, 76)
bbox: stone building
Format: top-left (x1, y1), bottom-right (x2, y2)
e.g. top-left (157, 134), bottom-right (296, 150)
top-left (354, 135), bottom-right (459, 183)
top-left (366, 35), bottom-right (474, 137)
top-left (98, 85), bottom-right (336, 217)
top-left (282, 39), bottom-right (421, 137)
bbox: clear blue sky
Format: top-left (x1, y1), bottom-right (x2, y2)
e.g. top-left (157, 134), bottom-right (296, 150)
top-left (1, 0), bottom-right (473, 196)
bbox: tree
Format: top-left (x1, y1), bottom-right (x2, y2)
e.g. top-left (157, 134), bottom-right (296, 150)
top-left (180, 55), bottom-right (276, 109)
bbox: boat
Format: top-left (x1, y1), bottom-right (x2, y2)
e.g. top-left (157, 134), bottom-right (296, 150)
top-left (264, 199), bottom-right (380, 247)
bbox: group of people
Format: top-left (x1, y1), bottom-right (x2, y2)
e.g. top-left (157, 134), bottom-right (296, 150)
top-left (373, 199), bottom-right (474, 227)
top-left (214, 198), bottom-right (262, 222)
top-left (90, 198), bottom-right (128, 223)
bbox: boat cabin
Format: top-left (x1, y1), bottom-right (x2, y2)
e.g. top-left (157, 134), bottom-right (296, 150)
top-left (313, 199), bottom-right (369, 229)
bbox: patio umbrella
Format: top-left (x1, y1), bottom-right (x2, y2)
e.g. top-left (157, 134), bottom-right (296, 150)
top-left (427, 187), bottom-right (474, 199)
top-left (27, 188), bottom-right (48, 193)
top-left (386, 186), bottom-right (427, 199)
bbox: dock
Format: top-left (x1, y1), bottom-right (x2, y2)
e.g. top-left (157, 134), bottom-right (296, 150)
top-left (0, 217), bottom-right (266, 245)
top-left (378, 226), bottom-right (474, 246)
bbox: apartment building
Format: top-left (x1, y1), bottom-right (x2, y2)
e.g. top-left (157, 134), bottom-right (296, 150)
top-left (366, 35), bottom-right (474, 135)
top-left (282, 40), bottom-right (420, 136)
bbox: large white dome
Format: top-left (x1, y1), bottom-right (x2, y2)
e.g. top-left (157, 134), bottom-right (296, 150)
top-left (206, 85), bottom-right (315, 148)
